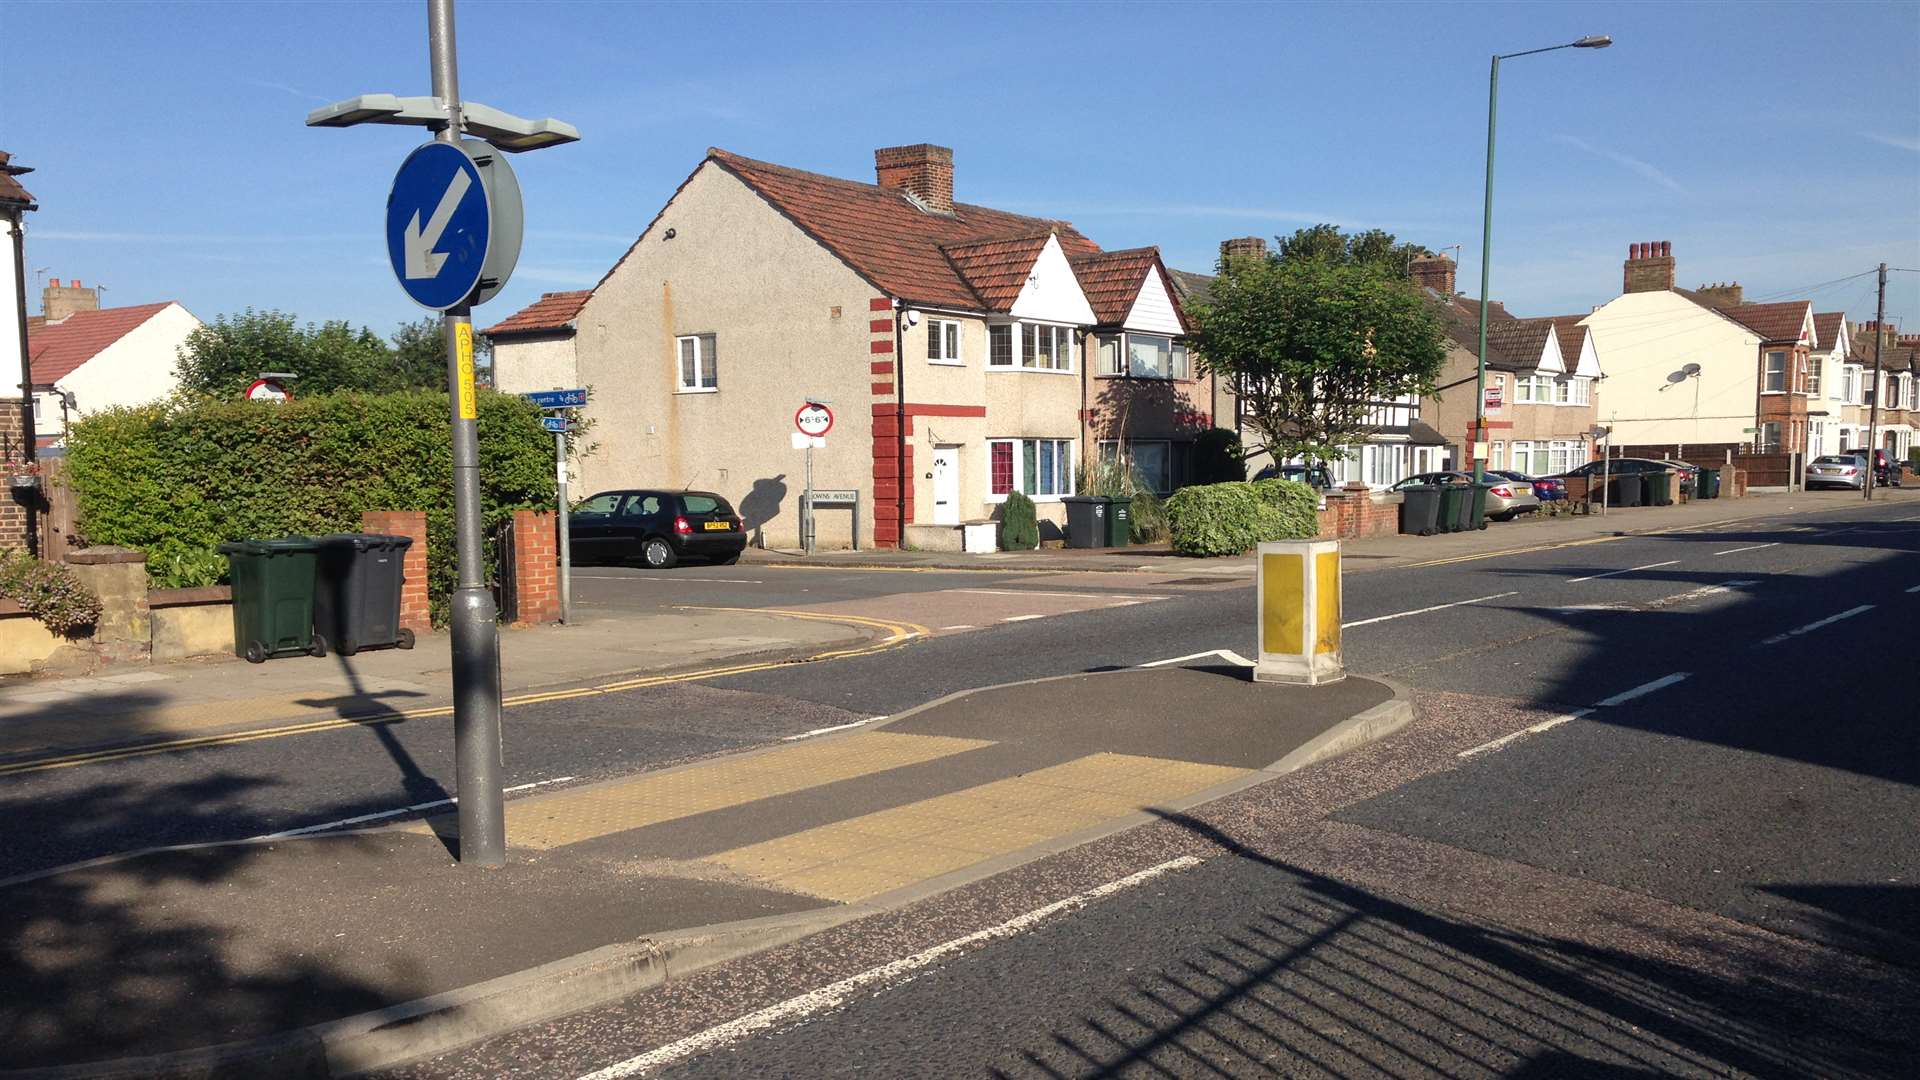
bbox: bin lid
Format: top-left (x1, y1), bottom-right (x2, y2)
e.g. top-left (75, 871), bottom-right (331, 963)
top-left (216, 536), bottom-right (323, 555)
top-left (314, 532), bottom-right (415, 550)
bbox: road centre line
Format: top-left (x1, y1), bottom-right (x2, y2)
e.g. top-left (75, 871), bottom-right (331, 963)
top-left (781, 719), bottom-right (877, 741)
top-left (1567, 560), bottom-right (1679, 583)
top-left (576, 856), bottom-right (1205, 1080)
top-left (1459, 669), bottom-right (1692, 757)
top-left (941, 624), bottom-right (976, 630)
top-left (1342, 592), bottom-right (1518, 628)
top-left (1459, 710), bottom-right (1592, 758)
top-left (1759, 605), bottom-right (1875, 647)
top-left (1003, 614), bottom-right (1045, 622)
top-left (1907, 585), bottom-right (1920, 594)
top-left (954, 588), bottom-right (1168, 601)
top-left (1713, 542), bottom-right (1779, 556)
top-left (0, 608), bottom-right (928, 779)
top-left (1594, 671), bottom-right (1692, 707)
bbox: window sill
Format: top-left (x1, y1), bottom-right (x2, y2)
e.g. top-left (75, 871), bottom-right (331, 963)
top-left (985, 494), bottom-right (1072, 504)
top-left (675, 386), bottom-right (719, 395)
top-left (927, 358), bottom-right (966, 367)
top-left (986, 366), bottom-right (1076, 375)
top-left (1094, 373), bottom-right (1195, 383)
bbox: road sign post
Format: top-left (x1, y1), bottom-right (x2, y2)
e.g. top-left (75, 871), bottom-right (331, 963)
top-left (795, 402), bottom-right (833, 556)
top-left (555, 427), bottom-right (571, 626)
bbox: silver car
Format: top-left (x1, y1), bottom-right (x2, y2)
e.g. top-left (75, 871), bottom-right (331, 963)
top-left (1392, 471), bottom-right (1542, 521)
top-left (1807, 454), bottom-right (1867, 490)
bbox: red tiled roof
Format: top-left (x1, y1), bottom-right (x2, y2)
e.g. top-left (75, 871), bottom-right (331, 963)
top-left (941, 233), bottom-right (1054, 311)
top-left (27, 302), bottom-right (173, 384)
top-left (0, 150), bottom-right (35, 208)
top-left (1537, 316), bottom-right (1589, 363)
top-left (707, 149), bottom-right (1099, 310)
top-left (1484, 318), bottom-right (1557, 370)
top-left (482, 290), bottom-right (592, 336)
top-left (1714, 300), bottom-right (1812, 344)
top-left (1813, 311), bottom-right (1846, 351)
top-left (1070, 247), bottom-right (1161, 325)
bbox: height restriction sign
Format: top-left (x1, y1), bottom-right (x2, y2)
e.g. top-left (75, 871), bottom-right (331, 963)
top-left (795, 402), bottom-right (834, 438)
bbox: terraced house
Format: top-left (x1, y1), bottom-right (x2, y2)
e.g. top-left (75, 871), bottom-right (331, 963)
top-left (487, 144), bottom-right (1227, 550)
top-left (1851, 321), bottom-right (1917, 462)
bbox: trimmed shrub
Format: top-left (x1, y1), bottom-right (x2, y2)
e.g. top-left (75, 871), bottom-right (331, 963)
top-left (1166, 483), bottom-right (1274, 556)
top-left (1250, 478), bottom-right (1322, 539)
top-left (1129, 490), bottom-right (1168, 544)
top-left (65, 390), bottom-right (554, 624)
top-left (0, 549), bottom-right (102, 634)
top-left (998, 491), bottom-right (1039, 551)
top-left (1190, 427), bottom-right (1246, 485)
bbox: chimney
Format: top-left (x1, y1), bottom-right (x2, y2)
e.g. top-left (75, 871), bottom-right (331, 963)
top-left (42, 276), bottom-right (101, 322)
top-left (1693, 281), bottom-right (1743, 307)
top-left (874, 144), bottom-right (954, 214)
top-left (1219, 236), bottom-right (1268, 267)
top-left (1622, 240), bottom-right (1675, 294)
top-left (1408, 254), bottom-right (1456, 296)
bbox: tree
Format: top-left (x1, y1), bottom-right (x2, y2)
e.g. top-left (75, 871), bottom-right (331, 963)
top-left (1276, 224), bottom-right (1431, 274)
top-left (388, 317), bottom-right (448, 392)
top-left (1186, 258), bottom-right (1446, 467)
top-left (174, 309), bottom-right (454, 398)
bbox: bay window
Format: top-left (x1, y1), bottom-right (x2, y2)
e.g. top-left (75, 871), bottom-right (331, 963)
top-left (1096, 332), bottom-right (1191, 379)
top-left (1021, 323), bottom-right (1074, 371)
top-left (989, 438), bottom-right (1074, 500)
top-left (1763, 350), bottom-right (1787, 392)
top-left (989, 324), bottom-right (1013, 367)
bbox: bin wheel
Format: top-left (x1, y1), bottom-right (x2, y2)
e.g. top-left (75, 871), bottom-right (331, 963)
top-left (1478, 521), bottom-right (1488, 530)
top-left (397, 628), bottom-right (416, 650)
top-left (244, 641), bottom-right (267, 664)
top-left (308, 634), bottom-right (328, 658)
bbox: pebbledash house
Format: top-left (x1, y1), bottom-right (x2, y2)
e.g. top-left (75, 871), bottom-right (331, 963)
top-left (485, 144), bottom-right (1231, 550)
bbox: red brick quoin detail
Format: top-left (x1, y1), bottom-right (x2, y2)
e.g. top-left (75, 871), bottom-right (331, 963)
top-left (360, 510), bottom-right (431, 635)
top-left (511, 509), bottom-right (562, 624)
top-left (869, 297), bottom-right (893, 312)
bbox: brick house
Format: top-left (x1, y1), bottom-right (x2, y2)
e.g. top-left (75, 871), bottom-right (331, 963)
top-left (26, 280), bottom-right (198, 447)
top-left (1851, 321), bottom-right (1917, 461)
top-left (486, 144), bottom-right (1213, 549)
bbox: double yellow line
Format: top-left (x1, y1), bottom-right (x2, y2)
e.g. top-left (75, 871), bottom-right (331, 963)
top-left (0, 608), bottom-right (927, 779)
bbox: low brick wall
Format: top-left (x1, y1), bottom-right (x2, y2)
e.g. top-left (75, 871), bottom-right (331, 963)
top-left (1316, 485), bottom-right (1402, 540)
top-left (511, 509), bottom-right (561, 624)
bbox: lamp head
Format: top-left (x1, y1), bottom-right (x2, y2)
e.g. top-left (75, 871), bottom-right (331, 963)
top-left (1573, 35), bottom-right (1612, 48)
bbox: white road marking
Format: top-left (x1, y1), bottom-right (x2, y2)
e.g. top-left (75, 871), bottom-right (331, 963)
top-left (1906, 585), bottom-right (1920, 594)
top-left (1002, 614), bottom-right (1046, 622)
top-left (781, 719), bottom-right (877, 741)
top-left (1594, 672), bottom-right (1692, 707)
top-left (1759, 604), bottom-right (1875, 646)
top-left (940, 624), bottom-right (976, 630)
top-left (576, 575), bottom-right (765, 584)
top-left (257, 776), bottom-right (577, 840)
top-left (1567, 560), bottom-right (1678, 584)
top-left (1644, 580), bottom-right (1758, 608)
top-left (1140, 649), bottom-right (1255, 669)
top-left (1342, 592), bottom-right (1518, 628)
top-left (576, 856), bottom-right (1204, 1079)
top-left (1712, 542), bottom-right (1778, 556)
top-left (1459, 709), bottom-right (1593, 758)
top-left (954, 588), bottom-right (1167, 601)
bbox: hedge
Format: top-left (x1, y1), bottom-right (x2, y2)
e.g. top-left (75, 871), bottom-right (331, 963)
top-left (1166, 479), bottom-right (1321, 556)
top-left (65, 390), bottom-right (554, 624)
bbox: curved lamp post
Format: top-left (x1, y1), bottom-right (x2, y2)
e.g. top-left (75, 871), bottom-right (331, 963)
top-left (1472, 35), bottom-right (1611, 484)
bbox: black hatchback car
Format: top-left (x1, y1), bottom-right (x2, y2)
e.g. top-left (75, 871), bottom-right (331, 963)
top-left (569, 490), bottom-right (746, 568)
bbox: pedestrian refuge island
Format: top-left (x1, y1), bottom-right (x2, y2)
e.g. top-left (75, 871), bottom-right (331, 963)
top-left (1254, 539), bottom-right (1344, 686)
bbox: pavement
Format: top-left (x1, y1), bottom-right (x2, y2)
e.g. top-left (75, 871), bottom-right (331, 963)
top-left (0, 664), bottom-right (1409, 1076)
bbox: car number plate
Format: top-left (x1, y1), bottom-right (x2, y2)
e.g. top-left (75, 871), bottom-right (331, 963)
top-left (703, 521), bottom-right (730, 531)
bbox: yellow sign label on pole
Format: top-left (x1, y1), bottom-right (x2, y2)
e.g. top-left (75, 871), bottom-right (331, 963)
top-left (455, 322), bottom-right (477, 420)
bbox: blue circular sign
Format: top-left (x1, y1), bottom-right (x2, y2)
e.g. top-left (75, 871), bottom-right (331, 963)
top-left (385, 142), bottom-right (490, 310)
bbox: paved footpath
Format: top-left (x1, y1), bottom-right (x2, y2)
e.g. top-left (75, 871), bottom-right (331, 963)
top-left (0, 665), bottom-right (1407, 1075)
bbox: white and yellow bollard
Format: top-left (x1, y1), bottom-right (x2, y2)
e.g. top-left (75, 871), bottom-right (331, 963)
top-left (1254, 539), bottom-right (1343, 685)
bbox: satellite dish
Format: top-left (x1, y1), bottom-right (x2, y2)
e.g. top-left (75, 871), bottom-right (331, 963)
top-left (1682, 362), bottom-right (1702, 376)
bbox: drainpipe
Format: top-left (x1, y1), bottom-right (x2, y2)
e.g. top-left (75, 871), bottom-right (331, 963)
top-left (893, 298), bottom-right (907, 542)
top-left (7, 208), bottom-right (38, 556)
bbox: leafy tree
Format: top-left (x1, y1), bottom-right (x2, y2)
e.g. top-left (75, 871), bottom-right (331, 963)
top-left (388, 317), bottom-right (448, 392)
top-left (1186, 258), bottom-right (1446, 467)
top-left (174, 309), bottom-right (452, 398)
top-left (1275, 225), bottom-right (1431, 274)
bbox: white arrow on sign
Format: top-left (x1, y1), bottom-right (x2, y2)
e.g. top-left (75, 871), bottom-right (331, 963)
top-left (403, 169), bottom-right (472, 280)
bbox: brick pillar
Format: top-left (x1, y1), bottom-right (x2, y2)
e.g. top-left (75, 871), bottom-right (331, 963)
top-left (0, 404), bottom-right (31, 552)
top-left (510, 509), bottom-right (560, 624)
top-left (361, 510), bottom-right (431, 635)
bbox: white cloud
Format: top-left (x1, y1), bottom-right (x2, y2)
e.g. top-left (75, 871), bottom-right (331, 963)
top-left (1552, 134), bottom-right (1686, 193)
top-left (1860, 131), bottom-right (1920, 152)
top-left (240, 78), bottom-right (331, 104)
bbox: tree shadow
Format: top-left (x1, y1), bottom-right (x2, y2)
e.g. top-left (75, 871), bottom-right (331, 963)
top-left (991, 810), bottom-right (1911, 1079)
top-left (739, 474), bottom-right (789, 550)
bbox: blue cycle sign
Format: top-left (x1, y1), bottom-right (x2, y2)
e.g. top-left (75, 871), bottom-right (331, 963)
top-left (386, 140), bottom-right (523, 310)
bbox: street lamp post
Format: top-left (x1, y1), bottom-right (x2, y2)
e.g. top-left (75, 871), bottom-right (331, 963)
top-left (1472, 35), bottom-right (1611, 486)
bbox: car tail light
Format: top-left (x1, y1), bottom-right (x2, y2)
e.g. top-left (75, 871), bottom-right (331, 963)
top-left (1842, 467), bottom-right (1857, 475)
top-left (1489, 485), bottom-right (1513, 498)
top-left (673, 516), bottom-right (692, 534)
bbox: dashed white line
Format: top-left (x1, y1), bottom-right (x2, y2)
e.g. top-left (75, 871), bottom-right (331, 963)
top-left (1002, 614), bottom-right (1046, 623)
top-left (258, 776), bottom-right (576, 840)
top-left (1459, 709), bottom-right (1593, 758)
top-left (1342, 592), bottom-right (1518, 628)
top-left (575, 856), bottom-right (1205, 1079)
top-left (1141, 649), bottom-right (1255, 669)
top-left (1906, 585), bottom-right (1920, 594)
top-left (940, 624), bottom-right (976, 631)
top-left (576, 575), bottom-right (765, 583)
top-left (781, 718), bottom-right (879, 741)
top-left (1567, 560), bottom-right (1678, 584)
top-left (1460, 671), bottom-right (1692, 758)
top-left (1712, 542), bottom-right (1778, 556)
top-left (1759, 604), bottom-right (1875, 646)
top-left (1594, 672), bottom-right (1692, 707)
top-left (954, 588), bottom-right (1167, 601)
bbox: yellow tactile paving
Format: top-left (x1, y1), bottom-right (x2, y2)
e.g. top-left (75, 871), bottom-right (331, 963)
top-left (709, 752), bottom-right (1246, 902)
top-left (405, 732), bottom-right (991, 850)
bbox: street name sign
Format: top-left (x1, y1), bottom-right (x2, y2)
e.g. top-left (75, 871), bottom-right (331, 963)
top-left (524, 388), bottom-right (588, 408)
top-left (795, 402), bottom-right (834, 438)
top-left (809, 489), bottom-right (858, 505)
top-left (386, 140), bottom-right (523, 310)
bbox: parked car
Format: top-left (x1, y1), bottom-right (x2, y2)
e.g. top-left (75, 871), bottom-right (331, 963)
top-left (1254, 462), bottom-right (1335, 489)
top-left (1554, 457), bottom-right (1678, 482)
top-left (568, 489), bottom-right (746, 568)
top-left (1655, 460), bottom-right (1700, 496)
top-left (1488, 469), bottom-right (1566, 502)
top-left (1389, 470), bottom-right (1542, 521)
top-left (1841, 448), bottom-right (1903, 487)
top-left (1806, 454), bottom-right (1867, 491)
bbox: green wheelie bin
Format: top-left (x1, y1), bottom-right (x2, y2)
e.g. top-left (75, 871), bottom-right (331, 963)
top-left (1105, 497), bottom-right (1133, 547)
top-left (1438, 483), bottom-right (1471, 532)
top-left (1467, 482), bottom-right (1494, 530)
top-left (1646, 471), bottom-right (1673, 506)
top-left (218, 537), bottom-right (325, 663)
top-left (1697, 466), bottom-right (1720, 499)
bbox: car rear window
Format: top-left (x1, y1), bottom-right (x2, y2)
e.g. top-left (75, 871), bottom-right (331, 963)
top-left (679, 493), bottom-right (734, 515)
top-left (1813, 456), bottom-right (1856, 465)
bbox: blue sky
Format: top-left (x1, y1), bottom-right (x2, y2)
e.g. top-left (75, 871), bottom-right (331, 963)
top-left (6, 0), bottom-right (1918, 336)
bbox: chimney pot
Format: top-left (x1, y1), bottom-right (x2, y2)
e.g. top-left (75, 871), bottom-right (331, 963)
top-left (874, 144), bottom-right (954, 214)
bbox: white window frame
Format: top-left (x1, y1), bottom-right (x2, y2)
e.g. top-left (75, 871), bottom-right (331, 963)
top-left (1100, 332), bottom-right (1189, 380)
top-left (676, 333), bottom-right (718, 393)
top-left (999, 321), bottom-right (1075, 373)
top-left (1099, 439), bottom-right (1174, 494)
top-left (1762, 350), bottom-right (1787, 394)
top-left (986, 437), bottom-right (1076, 502)
top-left (927, 318), bottom-right (964, 366)
top-left (1807, 358), bottom-right (1822, 397)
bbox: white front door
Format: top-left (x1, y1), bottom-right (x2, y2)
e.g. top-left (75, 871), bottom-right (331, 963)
top-left (931, 446), bottom-right (961, 525)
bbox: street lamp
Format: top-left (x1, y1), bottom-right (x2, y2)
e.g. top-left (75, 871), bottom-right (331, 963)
top-left (1472, 34), bottom-right (1611, 486)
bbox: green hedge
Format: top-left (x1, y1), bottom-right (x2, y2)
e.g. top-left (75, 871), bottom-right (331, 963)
top-left (1166, 479), bottom-right (1321, 556)
top-left (65, 390), bottom-right (554, 624)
